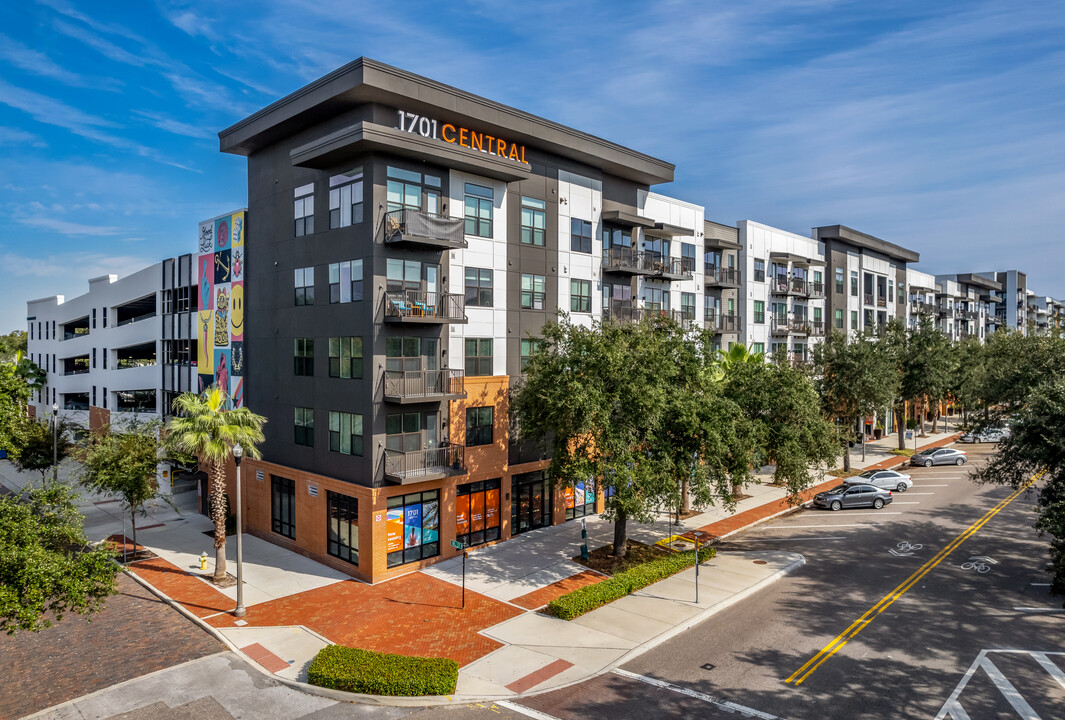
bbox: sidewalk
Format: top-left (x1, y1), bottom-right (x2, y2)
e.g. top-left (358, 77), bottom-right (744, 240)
top-left (2, 427), bottom-right (961, 706)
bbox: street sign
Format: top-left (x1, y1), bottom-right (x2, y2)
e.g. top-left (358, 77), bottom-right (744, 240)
top-left (450, 539), bottom-right (465, 550)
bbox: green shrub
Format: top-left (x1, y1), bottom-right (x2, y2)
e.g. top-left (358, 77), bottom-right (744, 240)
top-left (307, 645), bottom-right (458, 696)
top-left (547, 546), bottom-right (716, 620)
top-left (889, 448), bottom-right (915, 457)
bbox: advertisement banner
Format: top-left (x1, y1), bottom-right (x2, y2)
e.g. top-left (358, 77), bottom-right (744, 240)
top-left (471, 492), bottom-right (484, 533)
top-left (456, 495), bottom-right (469, 536)
top-left (386, 508), bottom-right (404, 553)
top-left (485, 488), bottom-right (499, 528)
top-left (575, 481), bottom-right (585, 507)
top-left (564, 486), bottom-right (574, 510)
top-left (404, 504), bottom-right (422, 548)
top-left (422, 500), bottom-right (439, 544)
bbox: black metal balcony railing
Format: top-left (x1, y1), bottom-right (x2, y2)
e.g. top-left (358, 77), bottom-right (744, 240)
top-left (603, 305), bottom-right (644, 323)
top-left (384, 443), bottom-right (465, 481)
top-left (863, 293), bottom-right (875, 306)
top-left (771, 317), bottom-right (790, 334)
top-left (807, 281), bottom-right (825, 297)
top-left (705, 267), bottom-right (741, 287)
top-left (771, 277), bottom-right (790, 294)
top-left (603, 247), bottom-right (657, 275)
top-left (671, 309), bottom-right (696, 329)
top-left (807, 320), bottom-right (826, 336)
top-left (384, 369), bottom-right (465, 401)
top-left (384, 208), bottom-right (467, 249)
top-left (384, 291), bottom-right (466, 322)
top-left (790, 276), bottom-right (808, 295)
top-left (705, 313), bottom-right (741, 333)
top-left (652, 256), bottom-right (694, 281)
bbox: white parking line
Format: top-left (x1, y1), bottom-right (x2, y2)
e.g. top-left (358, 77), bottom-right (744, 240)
top-left (935, 650), bottom-right (1065, 720)
top-left (978, 657), bottom-right (1041, 719)
top-left (613, 669), bottom-right (780, 719)
top-left (497, 701), bottom-right (564, 720)
top-left (1031, 652), bottom-right (1065, 691)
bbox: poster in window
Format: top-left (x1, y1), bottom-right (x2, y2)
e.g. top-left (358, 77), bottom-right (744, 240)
top-left (471, 492), bottom-right (484, 533)
top-left (564, 486), bottom-right (574, 510)
top-left (575, 481), bottom-right (585, 507)
top-left (404, 504), bottom-right (422, 548)
top-left (386, 508), bottom-right (404, 553)
top-left (485, 488), bottom-right (499, 528)
top-left (456, 495), bottom-right (469, 536)
top-left (422, 500), bottom-right (439, 544)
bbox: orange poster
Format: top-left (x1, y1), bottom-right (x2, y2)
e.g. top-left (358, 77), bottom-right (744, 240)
top-left (485, 489), bottom-right (499, 528)
top-left (386, 508), bottom-right (404, 553)
top-left (471, 492), bottom-right (485, 533)
top-left (564, 487), bottom-right (574, 510)
top-left (456, 495), bottom-right (470, 536)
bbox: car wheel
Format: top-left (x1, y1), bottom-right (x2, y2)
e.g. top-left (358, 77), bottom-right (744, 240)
top-left (925, 459), bottom-right (933, 467)
top-left (955, 458), bottom-right (964, 466)
top-left (873, 498), bottom-right (885, 509)
top-left (897, 483), bottom-right (907, 492)
top-left (831, 500), bottom-right (842, 511)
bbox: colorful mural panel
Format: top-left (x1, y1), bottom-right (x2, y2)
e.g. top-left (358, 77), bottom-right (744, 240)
top-left (198, 209), bottom-right (246, 409)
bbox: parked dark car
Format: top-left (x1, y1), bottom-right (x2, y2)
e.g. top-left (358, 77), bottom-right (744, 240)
top-left (813, 483), bottom-right (894, 511)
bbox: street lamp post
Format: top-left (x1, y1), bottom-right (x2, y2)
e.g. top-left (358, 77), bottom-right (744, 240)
top-left (51, 403), bottom-right (58, 483)
top-left (232, 443), bottom-right (246, 617)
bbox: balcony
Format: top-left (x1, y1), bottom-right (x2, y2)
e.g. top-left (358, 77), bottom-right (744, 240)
top-left (770, 277), bottom-right (791, 295)
top-left (650, 257), bottom-right (694, 281)
top-left (384, 291), bottom-right (467, 324)
top-left (807, 281), bottom-right (825, 298)
top-left (790, 277), bottom-right (809, 296)
top-left (704, 267), bottom-right (741, 288)
top-left (602, 247), bottom-right (657, 275)
top-left (771, 317), bottom-right (791, 335)
top-left (603, 305), bottom-right (644, 324)
top-left (705, 313), bottom-right (741, 334)
top-left (863, 293), bottom-right (875, 306)
top-left (383, 208), bottom-right (467, 250)
top-left (671, 310), bottom-right (696, 330)
top-left (384, 369), bottom-right (466, 404)
top-left (807, 320), bottom-right (826, 336)
top-left (384, 443), bottom-right (466, 483)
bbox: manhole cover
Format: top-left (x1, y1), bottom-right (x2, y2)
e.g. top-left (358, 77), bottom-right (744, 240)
top-left (753, 560), bottom-right (768, 565)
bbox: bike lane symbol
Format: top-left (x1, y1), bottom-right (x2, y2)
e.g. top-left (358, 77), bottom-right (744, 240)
top-left (961, 556), bottom-right (997, 574)
top-left (890, 541), bottom-right (923, 557)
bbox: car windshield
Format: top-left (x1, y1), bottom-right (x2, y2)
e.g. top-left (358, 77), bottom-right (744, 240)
top-left (858, 470), bottom-right (877, 479)
top-left (828, 484), bottom-right (849, 494)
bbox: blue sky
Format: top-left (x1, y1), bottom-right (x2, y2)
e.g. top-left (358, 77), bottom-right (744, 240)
top-left (0, 0), bottom-right (1062, 332)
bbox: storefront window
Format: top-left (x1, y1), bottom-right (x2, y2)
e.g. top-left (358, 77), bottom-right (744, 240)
top-left (386, 490), bottom-right (440, 567)
top-left (327, 491), bottom-right (358, 565)
top-left (564, 479), bottom-right (596, 520)
top-left (456, 479), bottom-right (501, 548)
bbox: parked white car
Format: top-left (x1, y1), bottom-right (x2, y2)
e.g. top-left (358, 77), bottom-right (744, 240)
top-left (961, 427), bottom-right (1010, 443)
top-left (851, 468), bottom-right (913, 492)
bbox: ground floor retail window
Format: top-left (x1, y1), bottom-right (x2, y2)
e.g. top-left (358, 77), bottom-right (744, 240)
top-left (456, 479), bottom-right (500, 548)
top-left (386, 490), bottom-right (440, 567)
top-left (327, 490), bottom-right (358, 565)
top-left (565, 480), bottom-right (596, 520)
top-left (512, 471), bottom-right (552, 536)
top-left (272, 475), bottom-right (295, 539)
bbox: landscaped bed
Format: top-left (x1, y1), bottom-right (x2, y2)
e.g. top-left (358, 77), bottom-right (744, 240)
top-left (307, 645), bottom-right (458, 696)
top-left (548, 542), bottom-right (716, 620)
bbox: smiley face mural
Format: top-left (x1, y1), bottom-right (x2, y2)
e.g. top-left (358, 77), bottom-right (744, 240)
top-left (198, 209), bottom-right (246, 407)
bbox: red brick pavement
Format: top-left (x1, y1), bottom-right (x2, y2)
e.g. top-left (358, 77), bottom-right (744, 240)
top-left (202, 572), bottom-right (523, 667)
top-left (683, 434), bottom-right (961, 542)
top-left (129, 556), bottom-right (235, 618)
top-left (510, 569), bottom-right (606, 610)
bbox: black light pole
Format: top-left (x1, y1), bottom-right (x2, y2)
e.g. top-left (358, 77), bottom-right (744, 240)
top-left (233, 443), bottom-right (246, 617)
top-left (51, 403), bottom-right (58, 483)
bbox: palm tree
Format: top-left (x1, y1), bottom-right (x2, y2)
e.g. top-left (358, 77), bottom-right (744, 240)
top-left (716, 343), bottom-right (765, 373)
top-left (166, 387), bottom-right (266, 583)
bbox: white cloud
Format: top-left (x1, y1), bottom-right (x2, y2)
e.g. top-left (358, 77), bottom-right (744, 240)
top-left (15, 216), bottom-right (124, 236)
top-left (0, 126), bottom-right (46, 147)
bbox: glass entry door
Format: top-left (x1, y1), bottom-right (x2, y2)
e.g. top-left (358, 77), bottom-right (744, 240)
top-left (511, 472), bottom-right (551, 535)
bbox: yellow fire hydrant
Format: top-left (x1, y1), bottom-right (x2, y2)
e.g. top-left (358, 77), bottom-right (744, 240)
top-left (199, 552), bottom-right (209, 572)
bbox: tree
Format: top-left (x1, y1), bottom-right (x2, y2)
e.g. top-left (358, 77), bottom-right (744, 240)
top-left (0, 482), bottom-right (118, 634)
top-left (165, 387), bottom-right (265, 582)
top-left (0, 362), bottom-right (32, 452)
top-left (9, 415), bottom-right (74, 483)
top-left (0, 331), bottom-right (27, 363)
top-left (950, 335), bottom-right (987, 425)
top-left (813, 330), bottom-right (898, 469)
top-left (80, 421), bottom-right (170, 552)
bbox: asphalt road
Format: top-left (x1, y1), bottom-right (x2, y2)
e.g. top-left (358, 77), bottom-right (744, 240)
top-left (490, 443), bottom-right (1065, 720)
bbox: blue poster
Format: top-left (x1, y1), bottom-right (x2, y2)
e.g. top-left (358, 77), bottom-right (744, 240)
top-left (404, 504), bottom-right (422, 548)
top-left (421, 500), bottom-right (439, 544)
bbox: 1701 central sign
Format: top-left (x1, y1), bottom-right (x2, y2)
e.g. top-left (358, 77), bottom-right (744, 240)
top-left (396, 110), bottom-right (528, 164)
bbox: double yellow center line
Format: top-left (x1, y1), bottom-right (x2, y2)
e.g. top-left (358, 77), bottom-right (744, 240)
top-left (785, 472), bottom-right (1042, 686)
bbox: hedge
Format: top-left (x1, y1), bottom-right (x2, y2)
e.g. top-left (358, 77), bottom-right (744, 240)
top-left (307, 645), bottom-right (458, 696)
top-left (547, 546), bottom-right (716, 620)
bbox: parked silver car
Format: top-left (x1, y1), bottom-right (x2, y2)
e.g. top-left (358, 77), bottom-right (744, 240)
top-left (813, 483), bottom-right (894, 511)
top-left (911, 447), bottom-right (968, 467)
top-left (961, 427), bottom-right (1009, 443)
top-left (853, 468), bottom-right (913, 492)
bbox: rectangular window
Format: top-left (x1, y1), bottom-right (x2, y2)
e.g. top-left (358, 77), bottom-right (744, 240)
top-left (520, 274), bottom-right (545, 310)
top-left (520, 197), bottom-right (546, 246)
top-left (564, 479), bottom-right (596, 520)
top-left (898, 283), bottom-right (905, 303)
top-left (328, 260), bottom-right (363, 303)
top-left (103, 307), bottom-right (107, 327)
top-left (327, 491), bottom-right (358, 565)
top-left (835, 267), bottom-right (845, 294)
top-left (751, 342), bottom-right (765, 354)
top-left (329, 168), bottom-right (364, 228)
top-left (456, 479), bottom-right (500, 548)
top-left (386, 490), bottom-right (440, 567)
top-left (570, 218), bottom-right (592, 254)
top-left (851, 310), bottom-right (859, 329)
top-left (835, 309), bottom-right (844, 329)
top-left (294, 267), bottom-right (314, 306)
top-left (328, 411), bottom-right (364, 456)
top-left (271, 475), bottom-right (296, 539)
top-left (466, 407), bottom-right (493, 447)
top-left (294, 184), bottom-right (314, 237)
top-left (681, 292), bottom-right (696, 320)
top-left (465, 338), bottom-right (493, 377)
top-left (753, 300), bottom-right (765, 324)
top-left (680, 242), bottom-right (697, 272)
top-left (464, 268), bottom-right (493, 307)
top-left (520, 338), bottom-right (540, 372)
top-left (328, 337), bottom-right (363, 379)
top-left (92, 348), bottom-right (96, 369)
top-left (293, 338), bottom-right (313, 376)
top-left (570, 279), bottom-right (592, 313)
top-left (386, 167), bottom-right (422, 213)
top-left (851, 270), bottom-right (859, 297)
top-left (294, 407), bottom-right (314, 447)
top-left (645, 287), bottom-right (669, 313)
top-left (464, 183), bottom-right (493, 237)
top-left (754, 259), bottom-right (766, 282)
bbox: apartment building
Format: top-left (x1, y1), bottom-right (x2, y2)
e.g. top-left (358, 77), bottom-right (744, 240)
top-left (933, 274), bottom-right (998, 342)
top-left (215, 57), bottom-right (717, 582)
top-left (703, 221), bottom-right (742, 350)
top-left (737, 220), bottom-right (826, 362)
top-left (906, 268), bottom-right (937, 328)
top-left (978, 269), bottom-right (1028, 335)
top-left (814, 225), bottom-right (919, 337)
top-left (1026, 293), bottom-right (1065, 335)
